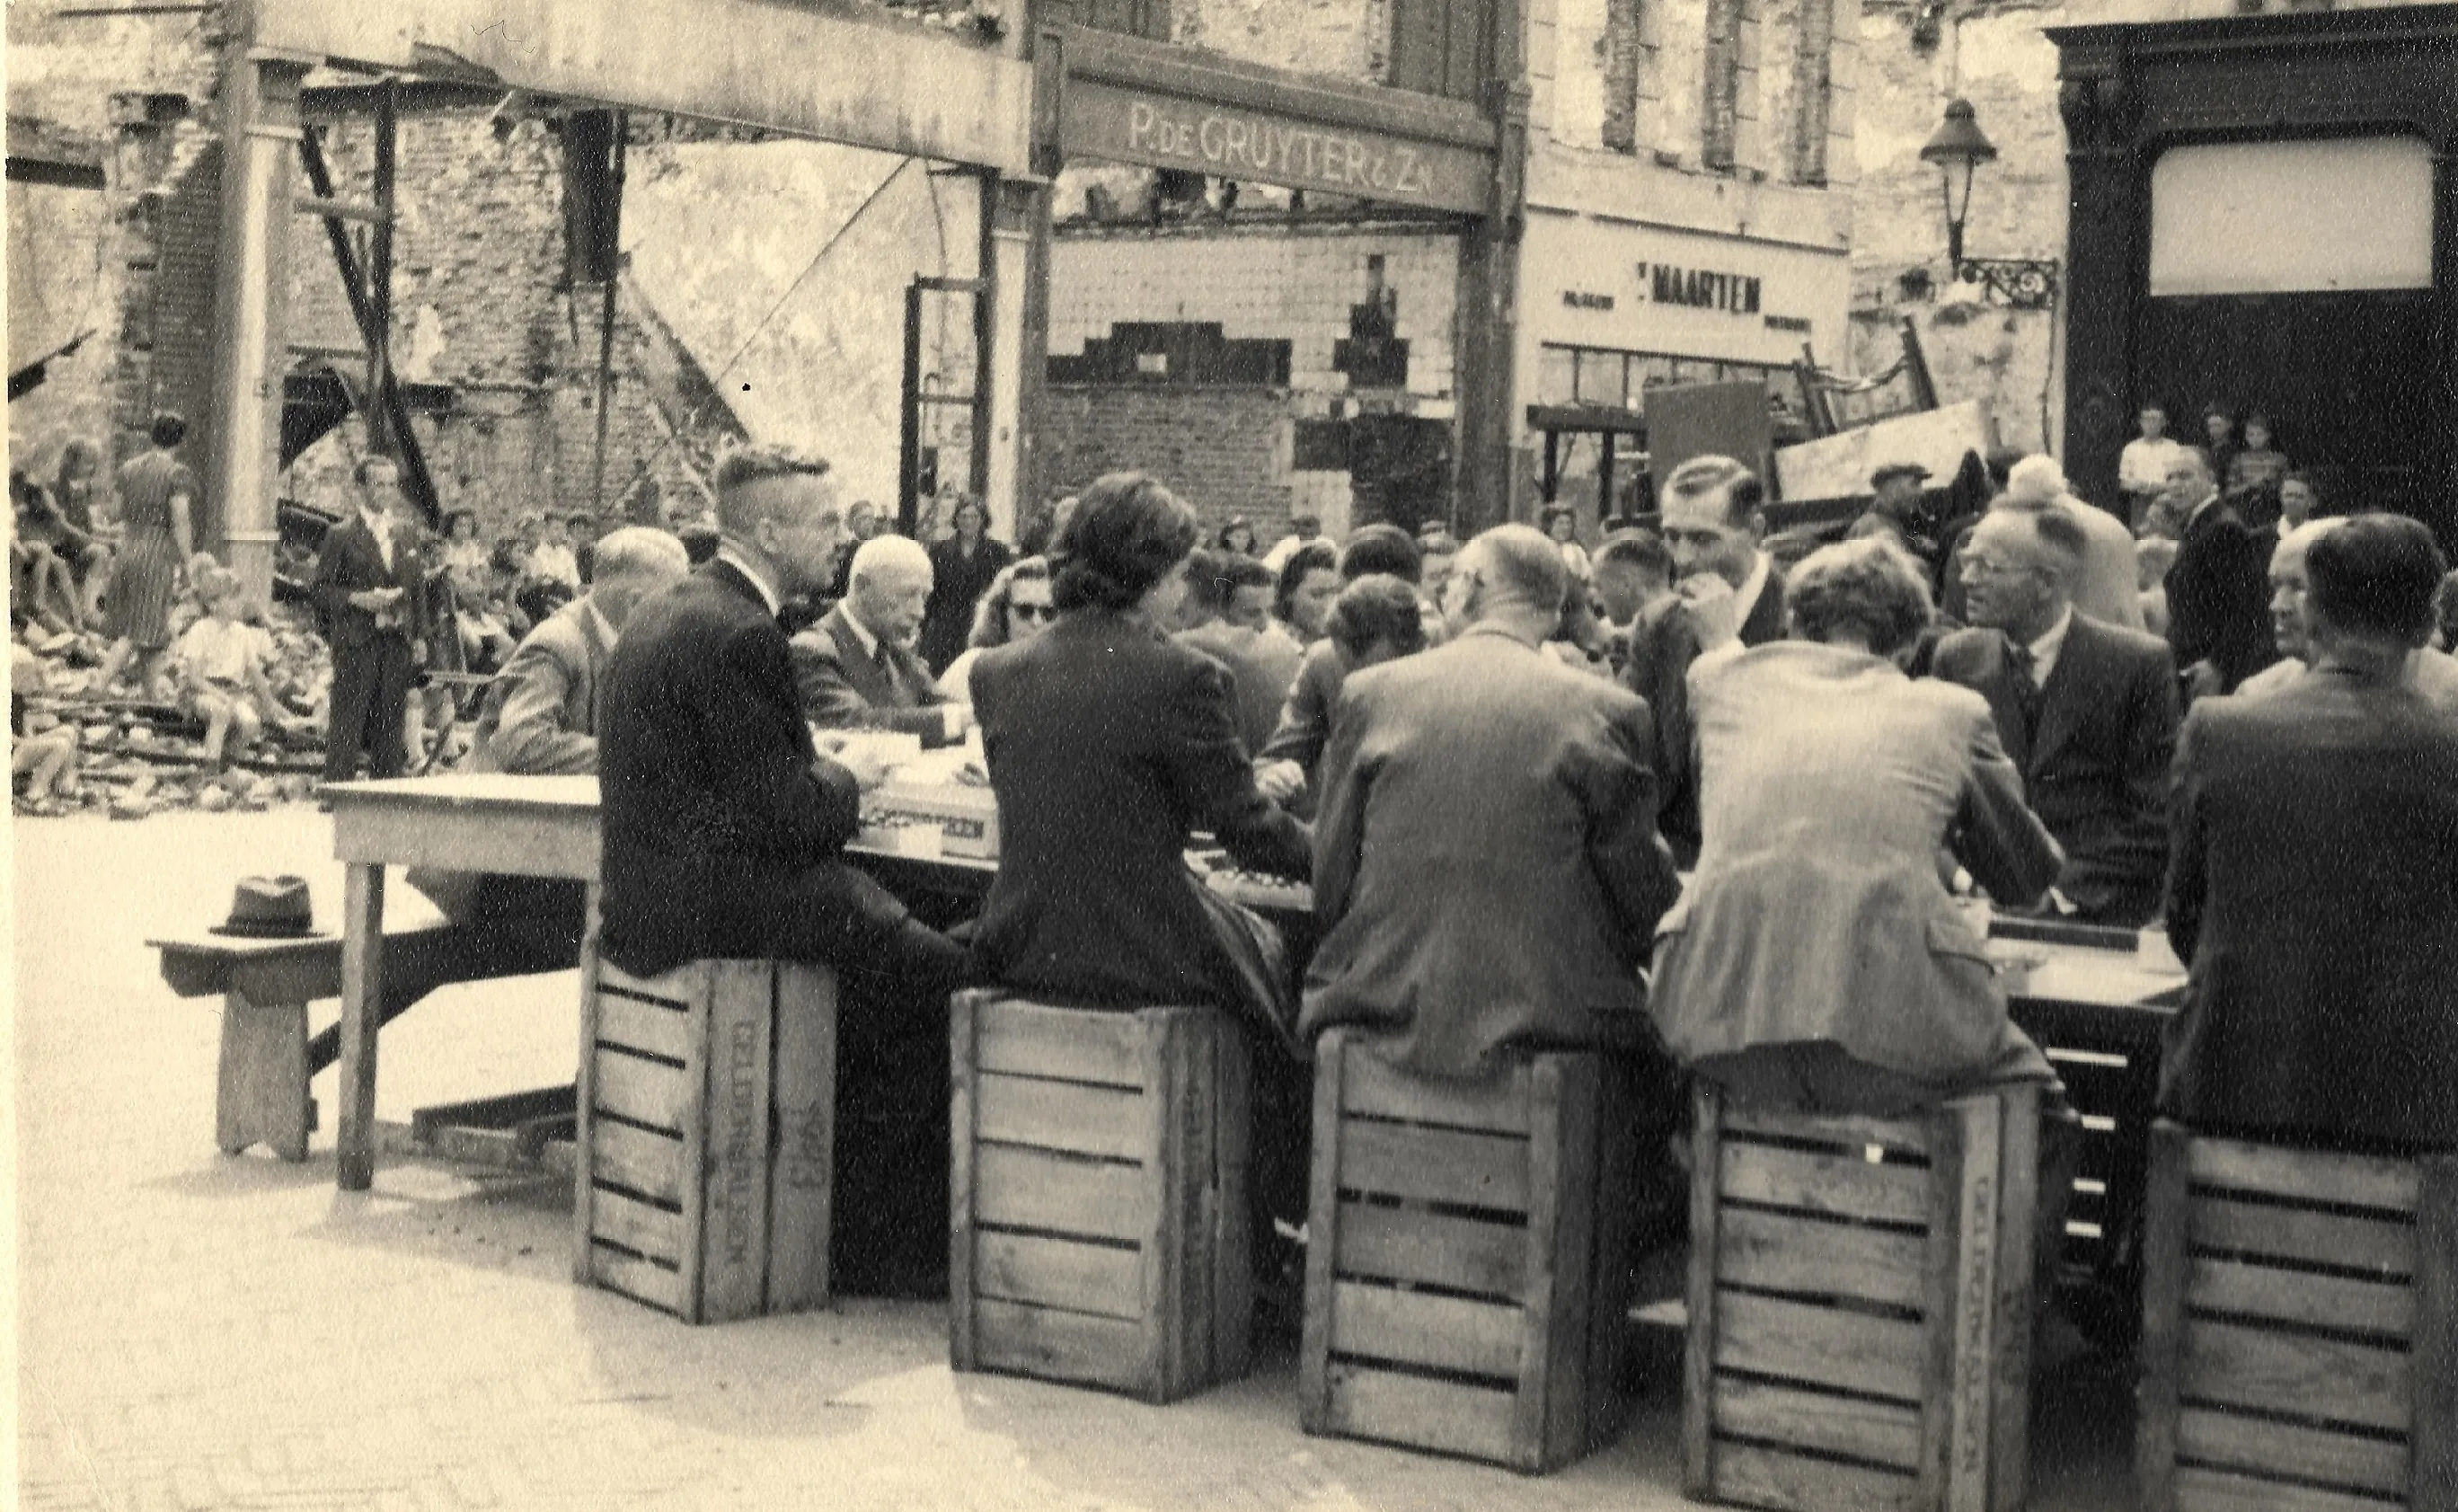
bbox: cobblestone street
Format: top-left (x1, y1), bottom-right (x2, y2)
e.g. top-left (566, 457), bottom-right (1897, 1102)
top-left (12, 809), bottom-right (2133, 1511)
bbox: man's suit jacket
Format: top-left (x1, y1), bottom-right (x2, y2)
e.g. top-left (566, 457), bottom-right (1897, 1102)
top-left (971, 610), bottom-right (1311, 1022)
top-left (1300, 625), bottom-right (1681, 1079)
top-left (312, 514), bottom-right (429, 652)
top-left (597, 561), bottom-right (878, 977)
top-left (2161, 670), bottom-right (2458, 1151)
top-left (471, 597), bottom-right (616, 776)
top-left (1652, 643), bottom-right (2063, 1089)
top-left (1179, 620), bottom-right (1305, 755)
top-left (1621, 561), bottom-right (1787, 862)
top-left (791, 603), bottom-right (955, 743)
top-left (1931, 615), bottom-right (2179, 925)
top-left (2165, 497), bottom-right (2277, 692)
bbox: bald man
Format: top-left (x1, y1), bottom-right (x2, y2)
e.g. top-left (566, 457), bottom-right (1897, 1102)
top-left (791, 533), bottom-right (969, 745)
top-left (1301, 524), bottom-right (1682, 1079)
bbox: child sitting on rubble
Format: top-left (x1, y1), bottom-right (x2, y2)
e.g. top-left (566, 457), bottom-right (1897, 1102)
top-left (172, 565), bottom-right (285, 769)
top-left (13, 627), bottom-right (82, 815)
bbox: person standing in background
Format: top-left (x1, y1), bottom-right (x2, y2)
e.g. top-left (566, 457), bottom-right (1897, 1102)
top-left (919, 495), bottom-right (1012, 675)
top-left (2117, 403), bottom-right (2188, 530)
top-left (89, 412), bottom-right (199, 701)
top-left (314, 455), bottom-right (429, 785)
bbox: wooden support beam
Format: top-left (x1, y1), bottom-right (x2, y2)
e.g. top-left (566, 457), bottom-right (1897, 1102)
top-left (291, 193), bottom-right (388, 224)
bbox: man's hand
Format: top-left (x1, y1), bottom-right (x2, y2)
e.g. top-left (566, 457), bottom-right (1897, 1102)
top-left (1676, 572), bottom-right (1744, 651)
top-left (348, 587), bottom-right (401, 611)
top-left (815, 732), bottom-right (891, 792)
top-left (1254, 759), bottom-right (1305, 804)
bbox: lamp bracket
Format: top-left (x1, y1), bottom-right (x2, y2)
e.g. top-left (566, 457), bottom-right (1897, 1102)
top-left (1951, 256), bottom-right (2060, 310)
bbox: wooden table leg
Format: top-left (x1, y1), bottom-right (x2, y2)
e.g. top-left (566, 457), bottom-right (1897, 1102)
top-left (337, 861), bottom-right (385, 1190)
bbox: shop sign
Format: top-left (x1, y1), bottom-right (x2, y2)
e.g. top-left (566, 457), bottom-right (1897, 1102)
top-left (1061, 77), bottom-right (1490, 216)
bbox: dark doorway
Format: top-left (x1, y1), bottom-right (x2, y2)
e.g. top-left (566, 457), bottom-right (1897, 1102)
top-left (1348, 414), bottom-right (1454, 535)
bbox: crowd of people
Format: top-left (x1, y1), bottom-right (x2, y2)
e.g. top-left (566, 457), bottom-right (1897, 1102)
top-left (19, 409), bottom-right (2455, 1323)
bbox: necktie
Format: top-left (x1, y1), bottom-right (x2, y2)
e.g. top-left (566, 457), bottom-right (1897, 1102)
top-left (2004, 635), bottom-right (2044, 745)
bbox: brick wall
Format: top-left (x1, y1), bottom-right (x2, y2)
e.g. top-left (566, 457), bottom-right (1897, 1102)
top-left (1042, 385), bottom-right (1294, 533)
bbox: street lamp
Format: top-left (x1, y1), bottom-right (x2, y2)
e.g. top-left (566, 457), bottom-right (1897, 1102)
top-left (1918, 98), bottom-right (2060, 309)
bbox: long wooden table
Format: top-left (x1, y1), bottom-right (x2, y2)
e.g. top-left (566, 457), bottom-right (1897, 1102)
top-left (323, 775), bottom-right (2188, 1209)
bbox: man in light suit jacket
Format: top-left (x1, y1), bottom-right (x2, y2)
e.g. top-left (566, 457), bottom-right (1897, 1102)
top-left (598, 447), bottom-right (967, 1295)
top-left (2162, 515), bottom-right (2458, 1154)
top-left (469, 526), bottom-right (688, 777)
top-left (1301, 525), bottom-right (1682, 1080)
top-left (791, 533), bottom-right (968, 746)
top-left (313, 455), bottom-right (430, 784)
top-left (1623, 454), bottom-right (1789, 863)
top-left (1934, 501), bottom-right (2179, 926)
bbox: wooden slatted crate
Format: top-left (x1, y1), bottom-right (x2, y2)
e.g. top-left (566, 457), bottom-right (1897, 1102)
top-left (949, 991), bottom-right (1252, 1404)
top-left (2137, 1123), bottom-right (2457, 1512)
top-left (1684, 1080), bottom-right (2039, 1512)
top-left (573, 957), bottom-right (836, 1324)
top-left (1298, 1031), bottom-right (1639, 1473)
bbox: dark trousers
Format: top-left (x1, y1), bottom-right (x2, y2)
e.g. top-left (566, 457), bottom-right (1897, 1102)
top-left (323, 633), bottom-right (413, 783)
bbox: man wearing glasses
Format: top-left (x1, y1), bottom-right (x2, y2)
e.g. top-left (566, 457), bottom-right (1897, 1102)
top-left (1932, 500), bottom-right (2179, 926)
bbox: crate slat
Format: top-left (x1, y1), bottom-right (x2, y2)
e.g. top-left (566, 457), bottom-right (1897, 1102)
top-left (973, 1144), bottom-right (1150, 1243)
top-left (1723, 1103), bottom-right (1932, 1160)
top-left (2189, 1198), bottom-right (2416, 1278)
top-left (1334, 1198), bottom-right (1526, 1298)
top-left (1340, 1049), bottom-right (1527, 1134)
top-left (592, 1048), bottom-right (689, 1133)
top-left (971, 1296), bottom-right (1154, 1393)
top-left (590, 1119), bottom-right (684, 1206)
top-left (1716, 1204), bottom-right (1928, 1310)
top-left (1327, 1279), bottom-right (1523, 1379)
top-left (2181, 1320), bottom-right (2412, 1433)
top-left (1711, 1440), bottom-right (1921, 1512)
top-left (591, 1187), bottom-right (683, 1267)
top-left (1712, 1287), bottom-right (1926, 1405)
top-left (1337, 1119), bottom-right (1529, 1211)
top-left (588, 1243), bottom-right (684, 1314)
top-left (974, 1001), bottom-right (1145, 1087)
top-left (1318, 1363), bottom-right (1519, 1465)
top-left (1719, 1140), bottom-right (1934, 1227)
top-left (2187, 1257), bottom-right (2416, 1338)
top-left (1714, 1376), bottom-right (1923, 1472)
top-left (766, 961), bottom-right (836, 1312)
top-left (595, 993), bottom-right (691, 1062)
top-left (2187, 1138), bottom-right (2421, 1214)
top-left (977, 1072), bottom-right (1146, 1162)
top-left (2174, 1465), bottom-right (2409, 1512)
top-left (975, 1232), bottom-right (1144, 1320)
top-left (2175, 1404), bottom-right (2409, 1499)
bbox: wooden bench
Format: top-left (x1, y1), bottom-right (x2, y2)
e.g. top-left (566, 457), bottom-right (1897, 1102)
top-left (1684, 1081), bottom-right (2040, 1512)
top-left (949, 991), bottom-right (1251, 1405)
top-left (575, 956), bottom-right (837, 1324)
top-left (1298, 1031), bottom-right (1638, 1473)
top-left (149, 921), bottom-right (570, 1162)
top-left (2137, 1124), bottom-right (2457, 1512)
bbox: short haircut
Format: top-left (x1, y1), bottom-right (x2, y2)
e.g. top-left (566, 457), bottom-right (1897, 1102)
top-left (1274, 540), bottom-right (1340, 620)
top-left (1326, 574), bottom-right (1428, 660)
top-left (1052, 471), bottom-right (1198, 612)
top-left (1663, 454), bottom-right (1764, 526)
top-left (1180, 546), bottom-right (1225, 611)
top-left (2138, 402), bottom-right (2168, 417)
top-left (2280, 469), bottom-right (2321, 499)
top-left (1787, 535), bottom-right (1935, 657)
top-left (352, 455), bottom-right (399, 487)
top-left (849, 532), bottom-right (933, 587)
top-left (1220, 554), bottom-right (1274, 594)
top-left (968, 555), bottom-right (1053, 650)
top-left (2171, 448), bottom-right (2215, 483)
top-left (149, 411), bottom-right (188, 448)
top-left (2304, 515), bottom-right (2447, 644)
top-left (589, 526), bottom-right (690, 583)
top-left (1465, 524), bottom-right (1568, 617)
top-left (1595, 527), bottom-right (1673, 581)
top-left (712, 444), bottom-right (834, 533)
top-left (1340, 524), bottom-right (1421, 585)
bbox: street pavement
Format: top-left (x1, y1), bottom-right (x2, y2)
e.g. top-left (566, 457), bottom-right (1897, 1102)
top-left (10, 807), bottom-right (2136, 1511)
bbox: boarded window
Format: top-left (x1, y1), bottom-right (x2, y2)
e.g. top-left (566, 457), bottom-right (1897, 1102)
top-left (1701, 0), bottom-right (1743, 171)
top-left (1390, 0), bottom-right (1492, 103)
top-left (1600, 0), bottom-right (1645, 155)
top-left (2148, 137), bottom-right (2433, 296)
top-left (1788, 0), bottom-right (1832, 184)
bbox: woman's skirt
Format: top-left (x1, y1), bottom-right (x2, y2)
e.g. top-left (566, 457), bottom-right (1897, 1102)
top-left (99, 527), bottom-right (181, 649)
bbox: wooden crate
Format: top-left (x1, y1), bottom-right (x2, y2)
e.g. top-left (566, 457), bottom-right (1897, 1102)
top-left (949, 991), bottom-right (1251, 1404)
top-left (1298, 1031), bottom-right (1639, 1474)
top-left (1684, 1080), bottom-right (2039, 1512)
top-left (2137, 1124), bottom-right (2457, 1512)
top-left (573, 957), bottom-right (836, 1324)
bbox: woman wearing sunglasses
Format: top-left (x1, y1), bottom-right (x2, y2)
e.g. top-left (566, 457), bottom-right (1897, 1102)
top-left (934, 555), bottom-right (1054, 703)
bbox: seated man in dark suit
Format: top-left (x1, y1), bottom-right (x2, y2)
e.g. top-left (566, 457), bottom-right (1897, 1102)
top-left (599, 447), bottom-right (968, 1294)
top-left (2162, 514), bottom-right (2458, 1154)
top-left (2162, 448), bottom-right (2277, 695)
top-left (791, 533), bottom-right (969, 746)
top-left (1623, 454), bottom-right (1789, 863)
top-left (1933, 500), bottom-right (2179, 925)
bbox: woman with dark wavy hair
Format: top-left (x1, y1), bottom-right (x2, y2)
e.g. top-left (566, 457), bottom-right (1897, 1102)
top-left (968, 472), bottom-right (1314, 1259)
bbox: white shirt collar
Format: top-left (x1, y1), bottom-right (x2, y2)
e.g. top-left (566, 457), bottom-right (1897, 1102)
top-left (2028, 606), bottom-right (2075, 685)
top-left (839, 604), bottom-right (883, 660)
top-left (714, 544), bottom-right (781, 619)
top-left (1731, 552), bottom-right (1773, 636)
top-left (581, 597), bottom-right (618, 650)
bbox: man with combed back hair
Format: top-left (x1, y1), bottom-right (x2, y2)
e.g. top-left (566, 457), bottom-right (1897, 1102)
top-left (791, 533), bottom-right (968, 745)
top-left (1301, 524), bottom-right (1682, 1079)
top-left (597, 444), bottom-right (968, 1295)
